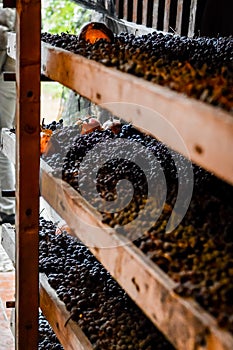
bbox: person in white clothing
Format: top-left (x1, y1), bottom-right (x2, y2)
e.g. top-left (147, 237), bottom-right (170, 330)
top-left (0, 4), bottom-right (16, 225)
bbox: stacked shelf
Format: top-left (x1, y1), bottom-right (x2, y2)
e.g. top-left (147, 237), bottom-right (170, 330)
top-left (4, 20), bottom-right (233, 350)
top-left (2, 129), bottom-right (233, 350)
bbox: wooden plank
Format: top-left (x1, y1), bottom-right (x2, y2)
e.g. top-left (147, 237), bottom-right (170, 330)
top-left (40, 274), bottom-right (93, 350)
top-left (188, 0), bottom-right (198, 37)
top-left (15, 1), bottom-right (41, 349)
top-left (1, 129), bottom-right (15, 164)
top-left (39, 161), bottom-right (233, 350)
top-left (164, 0), bottom-right (171, 32)
top-left (115, 0), bottom-right (120, 17)
top-left (132, 0), bottom-right (138, 23)
top-left (152, 0), bottom-right (159, 28)
top-left (1, 224), bottom-right (15, 266)
top-left (142, 0), bottom-right (149, 26)
top-left (123, 0), bottom-right (128, 20)
top-left (176, 0), bottom-right (184, 35)
top-left (41, 44), bottom-right (233, 186)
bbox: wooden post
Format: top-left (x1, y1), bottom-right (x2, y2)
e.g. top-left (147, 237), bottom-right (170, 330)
top-left (188, 0), bottom-right (198, 37)
top-left (15, 0), bottom-right (41, 349)
top-left (142, 0), bottom-right (149, 26)
top-left (176, 0), bottom-right (184, 35)
top-left (132, 0), bottom-right (138, 23)
top-left (164, 0), bottom-right (171, 32)
top-left (152, 0), bottom-right (159, 28)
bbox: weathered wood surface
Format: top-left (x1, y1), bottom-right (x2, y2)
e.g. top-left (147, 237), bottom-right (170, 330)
top-left (188, 0), bottom-right (198, 37)
top-left (176, 0), bottom-right (184, 34)
top-left (40, 160), bottom-right (233, 350)
top-left (164, 0), bottom-right (171, 32)
top-left (142, 0), bottom-right (149, 26)
top-left (40, 274), bottom-right (93, 350)
top-left (152, 0), bottom-right (159, 28)
top-left (15, 1), bottom-right (41, 349)
top-left (41, 43), bottom-right (233, 185)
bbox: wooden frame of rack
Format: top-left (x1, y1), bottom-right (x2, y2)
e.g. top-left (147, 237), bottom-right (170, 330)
top-left (2, 129), bottom-right (233, 350)
top-left (2, 0), bottom-right (41, 348)
top-left (2, 1), bottom-right (233, 350)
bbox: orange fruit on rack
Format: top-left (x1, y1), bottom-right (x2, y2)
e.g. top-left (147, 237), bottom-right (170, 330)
top-left (78, 22), bottom-right (114, 44)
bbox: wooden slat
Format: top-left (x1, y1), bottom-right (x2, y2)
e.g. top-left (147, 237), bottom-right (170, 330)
top-left (132, 0), bottom-right (138, 23)
top-left (40, 274), bottom-right (93, 350)
top-left (41, 44), bottom-right (233, 186)
top-left (3, 133), bottom-right (233, 350)
top-left (1, 224), bottom-right (15, 266)
top-left (188, 0), bottom-right (198, 37)
top-left (176, 0), bottom-right (184, 35)
top-left (115, 0), bottom-right (120, 17)
top-left (39, 161), bottom-right (233, 350)
top-left (15, 1), bottom-right (41, 349)
top-left (164, 0), bottom-right (171, 32)
top-left (152, 0), bottom-right (159, 28)
top-left (123, 0), bottom-right (128, 20)
top-left (142, 0), bottom-right (149, 26)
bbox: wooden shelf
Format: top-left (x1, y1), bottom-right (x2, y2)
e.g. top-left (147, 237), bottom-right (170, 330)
top-left (7, 33), bottom-right (233, 185)
top-left (2, 128), bottom-right (233, 350)
top-left (40, 274), bottom-right (93, 350)
top-left (40, 42), bottom-right (233, 186)
top-left (1, 223), bottom-right (93, 350)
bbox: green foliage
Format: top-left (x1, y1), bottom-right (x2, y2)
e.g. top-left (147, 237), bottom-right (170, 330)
top-left (42, 0), bottom-right (91, 34)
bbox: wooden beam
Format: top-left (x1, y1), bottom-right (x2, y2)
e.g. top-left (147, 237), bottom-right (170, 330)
top-left (132, 0), bottom-right (138, 23)
top-left (39, 161), bottom-right (233, 350)
top-left (164, 0), bottom-right (171, 32)
top-left (15, 1), bottom-right (41, 349)
top-left (40, 274), bottom-right (93, 350)
top-left (142, 0), bottom-right (149, 26)
top-left (152, 0), bottom-right (159, 28)
top-left (41, 44), bottom-right (233, 186)
top-left (176, 0), bottom-right (184, 35)
top-left (188, 0), bottom-right (198, 37)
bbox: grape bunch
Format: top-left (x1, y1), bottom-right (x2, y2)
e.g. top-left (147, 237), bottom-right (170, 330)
top-left (39, 217), bottom-right (175, 350)
top-left (41, 31), bottom-right (233, 113)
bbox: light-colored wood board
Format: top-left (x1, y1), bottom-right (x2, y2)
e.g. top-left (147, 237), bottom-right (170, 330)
top-left (164, 0), bottom-right (171, 32)
top-left (1, 224), bottom-right (15, 266)
top-left (152, 0), bottom-right (159, 28)
top-left (40, 161), bottom-right (233, 350)
top-left (40, 274), bottom-right (93, 350)
top-left (41, 43), bottom-right (233, 185)
top-left (176, 0), bottom-right (184, 34)
top-left (1, 129), bottom-right (15, 164)
top-left (15, 1), bottom-right (41, 349)
top-left (142, 0), bottom-right (149, 26)
top-left (123, 0), bottom-right (128, 20)
top-left (188, 0), bottom-right (198, 37)
top-left (132, 0), bottom-right (138, 23)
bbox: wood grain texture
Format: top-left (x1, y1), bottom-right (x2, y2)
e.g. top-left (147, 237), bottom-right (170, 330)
top-left (40, 274), bottom-right (93, 350)
top-left (41, 43), bottom-right (233, 185)
top-left (164, 0), bottom-right (171, 31)
top-left (15, 1), bottom-right (41, 349)
top-left (188, 0), bottom-right (198, 37)
top-left (176, 0), bottom-right (184, 34)
top-left (39, 161), bottom-right (233, 350)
